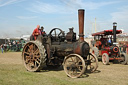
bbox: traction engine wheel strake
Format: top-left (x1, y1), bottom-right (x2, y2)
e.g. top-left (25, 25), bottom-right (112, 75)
top-left (22, 41), bottom-right (46, 72)
top-left (86, 53), bottom-right (98, 72)
top-left (63, 54), bottom-right (86, 78)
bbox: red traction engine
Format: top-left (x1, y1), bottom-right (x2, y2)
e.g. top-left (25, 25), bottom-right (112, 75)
top-left (91, 23), bottom-right (127, 65)
top-left (22, 9), bottom-right (98, 78)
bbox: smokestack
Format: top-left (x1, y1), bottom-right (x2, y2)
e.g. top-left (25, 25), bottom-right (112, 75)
top-left (78, 9), bottom-right (84, 42)
top-left (113, 22), bottom-right (117, 44)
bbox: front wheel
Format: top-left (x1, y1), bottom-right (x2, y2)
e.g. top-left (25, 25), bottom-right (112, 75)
top-left (63, 54), bottom-right (86, 78)
top-left (102, 53), bottom-right (109, 65)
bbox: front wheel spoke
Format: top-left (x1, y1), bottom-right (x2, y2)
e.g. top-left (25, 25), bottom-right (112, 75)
top-left (76, 65), bottom-right (82, 71)
top-left (73, 69), bottom-right (76, 74)
top-left (76, 61), bottom-right (82, 65)
top-left (73, 69), bottom-right (80, 76)
top-left (75, 61), bottom-right (83, 71)
top-left (70, 57), bottom-right (74, 62)
top-left (65, 62), bottom-right (70, 66)
top-left (75, 56), bottom-right (79, 63)
top-left (67, 66), bottom-right (72, 72)
top-left (77, 64), bottom-right (83, 67)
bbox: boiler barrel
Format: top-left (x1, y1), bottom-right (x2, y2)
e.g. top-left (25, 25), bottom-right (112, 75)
top-left (51, 41), bottom-right (90, 57)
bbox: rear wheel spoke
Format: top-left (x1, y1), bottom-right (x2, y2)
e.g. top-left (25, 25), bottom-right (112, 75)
top-left (24, 52), bottom-right (30, 55)
top-left (34, 49), bottom-right (39, 55)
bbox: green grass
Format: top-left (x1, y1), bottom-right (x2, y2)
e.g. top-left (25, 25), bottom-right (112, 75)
top-left (0, 52), bottom-right (128, 85)
top-left (0, 64), bottom-right (91, 85)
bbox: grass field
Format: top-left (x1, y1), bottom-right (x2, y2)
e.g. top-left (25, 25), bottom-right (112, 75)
top-left (0, 52), bottom-right (128, 85)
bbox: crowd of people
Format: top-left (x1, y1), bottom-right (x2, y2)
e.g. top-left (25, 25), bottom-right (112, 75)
top-left (0, 39), bottom-right (25, 53)
top-left (0, 25), bottom-right (45, 53)
top-left (119, 42), bottom-right (128, 53)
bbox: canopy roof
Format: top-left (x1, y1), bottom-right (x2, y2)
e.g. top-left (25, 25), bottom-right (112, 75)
top-left (92, 30), bottom-right (122, 36)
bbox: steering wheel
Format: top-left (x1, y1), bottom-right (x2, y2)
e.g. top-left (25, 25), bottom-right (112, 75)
top-left (49, 28), bottom-right (65, 41)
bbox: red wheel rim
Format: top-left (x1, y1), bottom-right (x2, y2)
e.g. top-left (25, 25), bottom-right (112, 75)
top-left (103, 55), bottom-right (106, 63)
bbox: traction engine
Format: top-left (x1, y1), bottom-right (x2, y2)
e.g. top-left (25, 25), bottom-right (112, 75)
top-left (91, 22), bottom-right (127, 65)
top-left (22, 9), bottom-right (98, 78)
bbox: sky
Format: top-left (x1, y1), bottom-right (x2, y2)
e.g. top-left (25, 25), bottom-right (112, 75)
top-left (0, 0), bottom-right (128, 38)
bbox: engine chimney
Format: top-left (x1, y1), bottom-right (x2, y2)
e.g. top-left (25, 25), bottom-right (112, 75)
top-left (78, 9), bottom-right (84, 42)
top-left (113, 22), bottom-right (117, 44)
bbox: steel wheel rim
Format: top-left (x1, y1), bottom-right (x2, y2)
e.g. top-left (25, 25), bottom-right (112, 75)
top-left (63, 54), bottom-right (85, 78)
top-left (23, 42), bottom-right (41, 71)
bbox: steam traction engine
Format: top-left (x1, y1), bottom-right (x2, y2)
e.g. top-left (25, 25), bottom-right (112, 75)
top-left (91, 22), bottom-right (127, 65)
top-left (22, 9), bottom-right (98, 78)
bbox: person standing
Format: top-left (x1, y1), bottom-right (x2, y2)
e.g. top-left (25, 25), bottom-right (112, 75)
top-left (40, 26), bottom-right (46, 36)
top-left (0, 44), bottom-right (4, 53)
top-left (4, 43), bottom-right (7, 52)
top-left (32, 25), bottom-right (41, 40)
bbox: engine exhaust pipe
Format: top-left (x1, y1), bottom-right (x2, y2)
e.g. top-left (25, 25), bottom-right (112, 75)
top-left (78, 9), bottom-right (84, 42)
top-left (113, 22), bottom-right (117, 44)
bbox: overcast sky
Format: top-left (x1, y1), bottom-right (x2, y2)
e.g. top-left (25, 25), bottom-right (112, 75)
top-left (0, 0), bottom-right (128, 38)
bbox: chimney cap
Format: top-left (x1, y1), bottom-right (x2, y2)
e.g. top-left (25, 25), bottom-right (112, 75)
top-left (78, 9), bottom-right (85, 11)
top-left (113, 22), bottom-right (117, 26)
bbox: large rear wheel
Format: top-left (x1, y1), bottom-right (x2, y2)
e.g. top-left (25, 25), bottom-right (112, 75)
top-left (22, 41), bottom-right (47, 72)
top-left (63, 54), bottom-right (86, 78)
